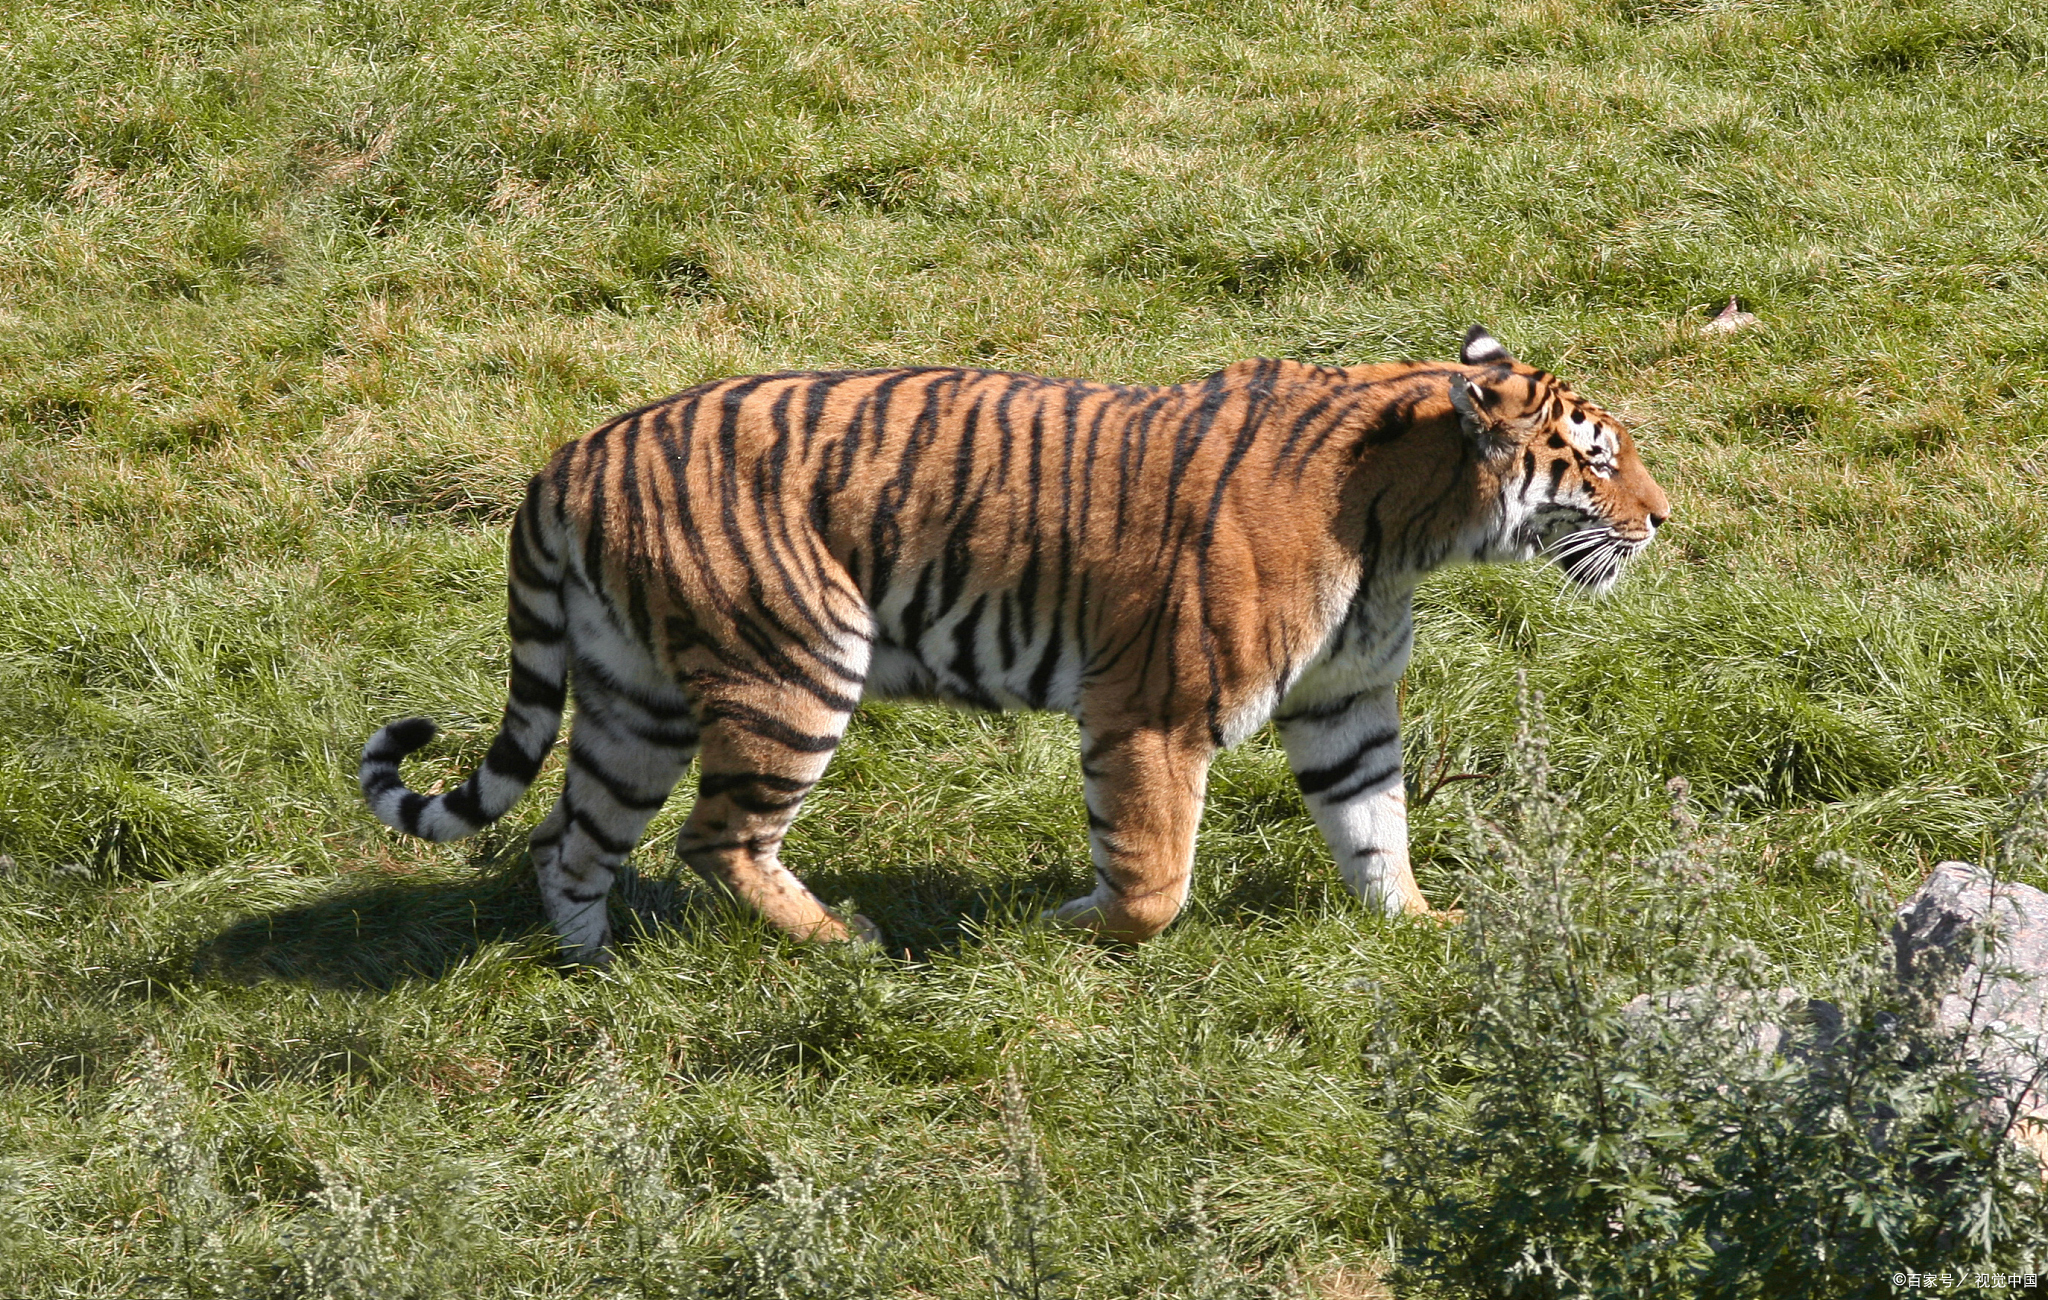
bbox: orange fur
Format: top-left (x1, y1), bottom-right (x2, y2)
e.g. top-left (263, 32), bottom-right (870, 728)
top-left (362, 332), bottom-right (1668, 958)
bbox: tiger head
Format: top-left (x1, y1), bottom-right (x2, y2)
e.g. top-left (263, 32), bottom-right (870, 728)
top-left (1451, 326), bottom-right (1670, 594)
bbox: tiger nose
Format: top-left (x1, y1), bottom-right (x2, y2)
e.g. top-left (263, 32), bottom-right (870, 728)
top-left (1649, 511), bottom-right (1668, 529)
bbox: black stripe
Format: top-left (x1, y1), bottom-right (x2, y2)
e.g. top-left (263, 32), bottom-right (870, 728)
top-left (570, 743), bottom-right (671, 812)
top-left (1080, 727), bottom-right (1125, 765)
top-left (438, 781), bottom-right (486, 826)
top-left (898, 560), bottom-right (936, 646)
top-left (517, 474), bottom-right (559, 566)
top-left (484, 730), bottom-right (547, 785)
top-left (571, 654), bottom-right (693, 720)
top-left (397, 791), bottom-right (428, 835)
top-left (699, 771), bottom-right (817, 798)
top-left (1363, 387), bottom-right (1424, 446)
top-left (1275, 391), bottom-right (1338, 465)
top-left (1273, 690), bottom-right (1365, 725)
top-left (706, 702), bottom-right (842, 753)
top-left (1157, 371), bottom-right (1229, 544)
top-left (1025, 627), bottom-right (1063, 709)
top-left (1321, 761), bottom-right (1404, 805)
top-left (857, 370), bottom-right (927, 597)
top-left (937, 499), bottom-right (982, 614)
top-left (949, 593), bottom-right (990, 691)
top-left (723, 582), bottom-right (865, 706)
top-left (1014, 544), bottom-right (1040, 640)
top-left (367, 717), bottom-right (436, 760)
top-left (510, 660), bottom-right (567, 711)
top-left (696, 771), bottom-right (815, 814)
top-left (1196, 378), bottom-right (1273, 551)
top-left (619, 417), bottom-right (655, 649)
top-left (992, 378), bottom-right (1022, 485)
top-left (616, 705), bottom-right (701, 750)
top-left (683, 834), bottom-right (784, 855)
top-left (581, 426), bottom-right (613, 601)
top-left (730, 789), bottom-right (807, 815)
top-left (568, 805), bottom-right (636, 857)
top-left (507, 587), bottom-right (564, 644)
top-left (997, 592), bottom-right (1017, 669)
top-left (509, 527), bottom-right (556, 593)
top-left (1292, 727), bottom-right (1400, 797)
top-left (952, 391), bottom-right (985, 504)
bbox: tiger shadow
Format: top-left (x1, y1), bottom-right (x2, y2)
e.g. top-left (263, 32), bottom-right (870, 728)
top-left (190, 861), bottom-right (556, 992)
top-left (627, 855), bottom-right (1093, 962)
top-left (190, 854), bottom-right (1092, 990)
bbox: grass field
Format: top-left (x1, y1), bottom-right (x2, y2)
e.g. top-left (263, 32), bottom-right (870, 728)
top-left (2, 0), bottom-right (2047, 1293)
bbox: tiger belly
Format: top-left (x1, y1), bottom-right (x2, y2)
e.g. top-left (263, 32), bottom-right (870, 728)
top-left (860, 612), bottom-right (1085, 716)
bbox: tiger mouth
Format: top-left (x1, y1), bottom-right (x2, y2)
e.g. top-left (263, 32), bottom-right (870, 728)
top-left (1545, 524), bottom-right (1647, 594)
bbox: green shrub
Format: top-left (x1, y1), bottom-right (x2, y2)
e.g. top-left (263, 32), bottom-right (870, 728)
top-left (1378, 686), bottom-right (2048, 1298)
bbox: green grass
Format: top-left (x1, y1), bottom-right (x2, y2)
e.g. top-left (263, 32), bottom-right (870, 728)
top-left (1, 0), bottom-right (2046, 1292)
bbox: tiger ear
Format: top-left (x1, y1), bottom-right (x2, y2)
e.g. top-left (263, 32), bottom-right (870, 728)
top-left (1449, 372), bottom-right (1508, 449)
top-left (1460, 325), bottom-right (1513, 366)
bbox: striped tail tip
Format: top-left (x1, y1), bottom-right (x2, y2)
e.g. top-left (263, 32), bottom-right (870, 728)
top-left (359, 716), bottom-right (473, 842)
top-left (362, 716), bottom-right (438, 772)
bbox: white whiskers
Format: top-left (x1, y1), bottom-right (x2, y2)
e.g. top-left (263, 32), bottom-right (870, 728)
top-left (1545, 524), bottom-right (1637, 594)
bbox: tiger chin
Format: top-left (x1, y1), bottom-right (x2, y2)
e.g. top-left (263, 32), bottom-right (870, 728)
top-left (359, 326), bottom-right (1669, 962)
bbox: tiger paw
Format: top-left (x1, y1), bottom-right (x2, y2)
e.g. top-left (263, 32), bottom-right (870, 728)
top-left (846, 913), bottom-right (885, 947)
top-left (1039, 899), bottom-right (1091, 927)
top-left (1039, 895), bottom-right (1114, 936)
top-left (1038, 894), bottom-right (1176, 944)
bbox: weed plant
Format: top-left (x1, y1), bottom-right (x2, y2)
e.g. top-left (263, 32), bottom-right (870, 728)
top-left (574, 1032), bottom-right (883, 1299)
top-left (107, 1042), bottom-right (252, 1298)
top-left (979, 1069), bottom-right (1071, 1300)
top-left (1379, 689), bottom-right (2048, 1298)
top-left (1, 0), bottom-right (2047, 1293)
top-left (692, 1158), bottom-right (874, 1300)
top-left (577, 1033), bottom-right (709, 1298)
top-left (281, 1164), bottom-right (482, 1300)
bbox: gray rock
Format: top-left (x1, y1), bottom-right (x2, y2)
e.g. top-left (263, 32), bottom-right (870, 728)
top-left (1619, 862), bottom-right (2048, 1171)
top-left (1620, 984), bottom-right (1842, 1064)
top-left (1893, 861), bottom-right (2048, 1169)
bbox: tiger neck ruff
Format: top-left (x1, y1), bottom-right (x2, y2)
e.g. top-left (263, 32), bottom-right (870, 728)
top-left (360, 326), bottom-right (1670, 962)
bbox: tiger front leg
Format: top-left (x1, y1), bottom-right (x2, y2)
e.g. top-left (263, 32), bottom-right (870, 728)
top-left (1044, 725), bottom-right (1213, 943)
top-left (1274, 684), bottom-right (1434, 917)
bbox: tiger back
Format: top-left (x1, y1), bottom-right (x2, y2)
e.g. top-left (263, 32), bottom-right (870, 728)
top-left (360, 327), bottom-right (1669, 961)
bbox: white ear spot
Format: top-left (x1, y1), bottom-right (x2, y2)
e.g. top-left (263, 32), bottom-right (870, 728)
top-left (1460, 326), bottom-right (1509, 365)
top-left (1449, 372), bottom-right (1483, 420)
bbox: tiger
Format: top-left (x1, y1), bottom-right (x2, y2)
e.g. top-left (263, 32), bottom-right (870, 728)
top-left (359, 326), bottom-right (1669, 962)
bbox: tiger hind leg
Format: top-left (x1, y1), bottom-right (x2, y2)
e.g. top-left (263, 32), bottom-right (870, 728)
top-left (674, 682), bottom-right (876, 945)
top-left (1044, 725), bottom-right (1214, 943)
top-left (531, 676), bottom-right (700, 964)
